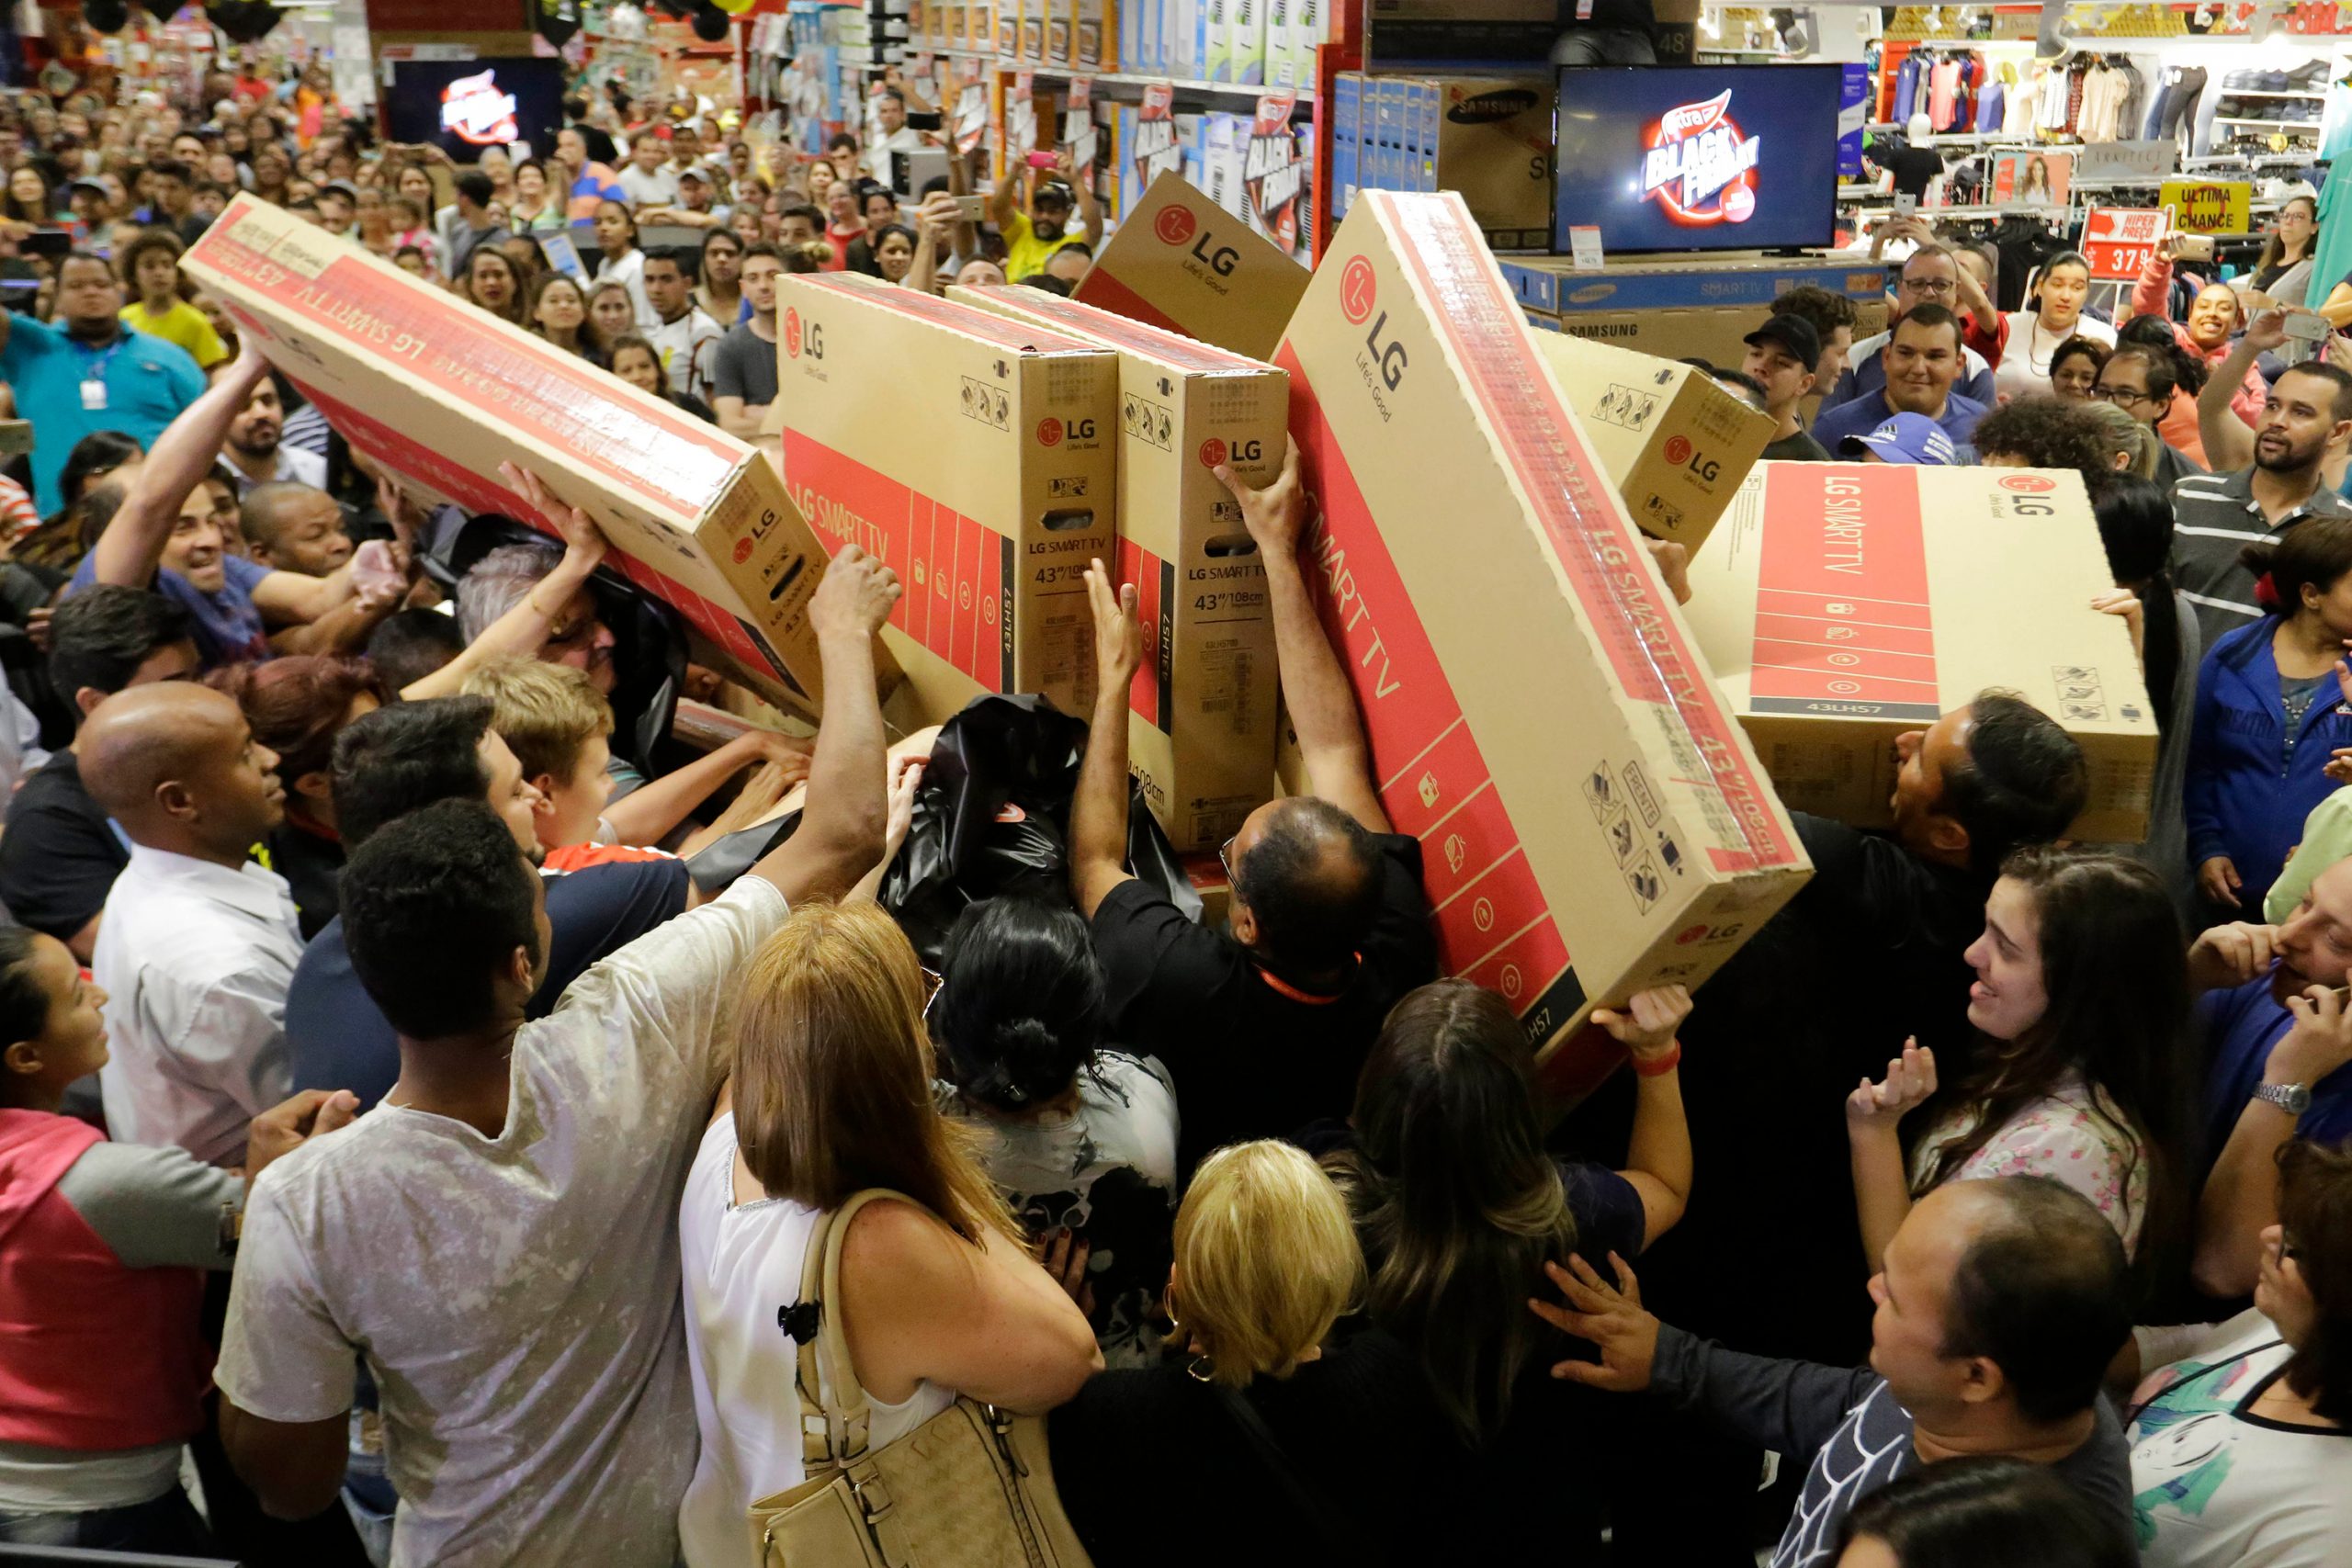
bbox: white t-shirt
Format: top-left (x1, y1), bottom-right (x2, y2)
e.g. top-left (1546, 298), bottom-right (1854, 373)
top-left (596, 247), bottom-right (657, 332)
top-left (1994, 309), bottom-right (2116, 402)
top-left (676, 1112), bottom-right (954, 1568)
top-left (2129, 1308), bottom-right (2352, 1568)
top-left (215, 876), bottom-right (790, 1568)
top-left (617, 162), bottom-right (680, 209)
top-left (936, 1051), bottom-right (1179, 1367)
top-left (646, 307), bottom-right (725, 402)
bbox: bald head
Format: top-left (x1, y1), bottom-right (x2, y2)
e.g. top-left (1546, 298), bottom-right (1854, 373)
top-left (242, 482), bottom-right (352, 577)
top-left (81, 683), bottom-right (285, 861)
top-left (1230, 795), bottom-right (1384, 976)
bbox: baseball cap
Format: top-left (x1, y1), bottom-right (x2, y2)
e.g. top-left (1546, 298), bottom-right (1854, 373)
top-left (1840, 412), bottom-right (1956, 466)
top-left (677, 164), bottom-right (713, 185)
top-left (1033, 181), bottom-right (1075, 209)
top-left (321, 179), bottom-right (360, 202)
top-left (1744, 313), bottom-right (1822, 373)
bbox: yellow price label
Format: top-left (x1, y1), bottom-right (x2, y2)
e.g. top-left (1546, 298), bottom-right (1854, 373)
top-left (2158, 180), bottom-right (2253, 236)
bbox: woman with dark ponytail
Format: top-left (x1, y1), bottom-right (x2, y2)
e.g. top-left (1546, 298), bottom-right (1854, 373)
top-left (2185, 518), bottom-right (2352, 919)
top-left (932, 892), bottom-right (1178, 1367)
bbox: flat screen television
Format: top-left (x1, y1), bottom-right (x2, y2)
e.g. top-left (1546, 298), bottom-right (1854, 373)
top-left (1554, 64), bottom-right (1842, 256)
top-left (384, 59), bottom-right (564, 164)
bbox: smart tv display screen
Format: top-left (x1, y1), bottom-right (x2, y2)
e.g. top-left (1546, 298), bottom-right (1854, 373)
top-left (384, 59), bottom-right (564, 163)
top-left (1554, 65), bottom-right (1842, 255)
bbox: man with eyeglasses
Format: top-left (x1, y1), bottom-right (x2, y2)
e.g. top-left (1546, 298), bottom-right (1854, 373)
top-left (2183, 854), bottom-right (2352, 1303)
top-left (1821, 234), bottom-right (2001, 414)
top-left (2092, 346), bottom-right (2207, 490)
top-left (1065, 440), bottom-right (1437, 1178)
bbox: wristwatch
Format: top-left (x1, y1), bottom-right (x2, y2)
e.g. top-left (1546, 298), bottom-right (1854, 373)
top-left (2254, 1081), bottom-right (2312, 1115)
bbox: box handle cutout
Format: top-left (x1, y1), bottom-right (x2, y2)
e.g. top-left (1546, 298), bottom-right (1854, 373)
top-left (1041, 509), bottom-right (1096, 532)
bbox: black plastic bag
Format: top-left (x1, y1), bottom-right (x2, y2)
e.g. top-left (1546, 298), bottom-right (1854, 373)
top-left (881, 694), bottom-right (1200, 965)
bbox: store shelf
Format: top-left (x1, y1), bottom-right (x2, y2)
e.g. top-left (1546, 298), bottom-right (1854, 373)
top-left (910, 48), bottom-right (1314, 100)
top-left (2214, 117), bottom-right (2324, 127)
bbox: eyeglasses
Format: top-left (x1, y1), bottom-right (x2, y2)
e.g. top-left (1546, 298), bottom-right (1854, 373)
top-left (1900, 276), bottom-right (1958, 297)
top-left (921, 965), bottom-right (944, 1020)
top-left (2093, 385), bottom-right (2155, 408)
top-left (1216, 836), bottom-right (1247, 903)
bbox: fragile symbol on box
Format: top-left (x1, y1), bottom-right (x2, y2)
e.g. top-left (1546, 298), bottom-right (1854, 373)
top-left (2054, 662), bottom-right (2109, 721)
top-left (1593, 384), bottom-right (1658, 432)
top-left (1124, 392), bottom-right (1175, 450)
top-left (1626, 857), bottom-right (1663, 911)
top-left (1048, 477), bottom-right (1090, 498)
top-left (1607, 812), bottom-right (1636, 864)
top-left (1583, 763), bottom-right (1614, 819)
top-left (960, 377), bottom-right (1011, 430)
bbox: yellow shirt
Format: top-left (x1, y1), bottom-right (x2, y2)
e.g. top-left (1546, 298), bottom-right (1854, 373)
top-left (120, 299), bottom-right (230, 369)
top-left (1001, 210), bottom-right (1087, 283)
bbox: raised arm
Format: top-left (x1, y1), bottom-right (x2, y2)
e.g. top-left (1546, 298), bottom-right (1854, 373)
top-left (1062, 149), bottom-right (1102, 246)
top-left (1216, 440), bottom-right (1388, 831)
top-left (1845, 1039), bottom-right (1939, 1273)
top-left (95, 345), bottom-right (271, 588)
top-left (1069, 558), bottom-right (1142, 919)
top-left (987, 154), bottom-right (1020, 236)
top-left (2131, 240), bottom-right (2179, 323)
top-left (1596, 986), bottom-right (1695, 1247)
top-left (601, 726), bottom-right (809, 847)
top-left (2194, 987), bottom-right (2352, 1297)
top-left (2199, 310), bottom-right (2280, 474)
top-left (740, 544), bottom-right (896, 904)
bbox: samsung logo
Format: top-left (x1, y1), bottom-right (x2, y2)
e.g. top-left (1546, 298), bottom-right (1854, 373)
top-left (1447, 88), bottom-right (1540, 124)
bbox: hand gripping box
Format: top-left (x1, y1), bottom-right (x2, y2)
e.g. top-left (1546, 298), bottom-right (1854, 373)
top-left (1524, 332), bottom-right (1777, 555)
top-left (1278, 191), bottom-right (1812, 1102)
top-left (1681, 462), bottom-right (2158, 842)
top-left (774, 274), bottom-right (1119, 722)
top-left (1071, 170), bottom-right (1310, 360)
top-left (182, 195), bottom-right (862, 717)
top-left (952, 282), bottom-right (1286, 851)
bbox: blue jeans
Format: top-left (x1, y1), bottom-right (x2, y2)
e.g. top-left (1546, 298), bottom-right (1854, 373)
top-left (0, 1485), bottom-right (216, 1553)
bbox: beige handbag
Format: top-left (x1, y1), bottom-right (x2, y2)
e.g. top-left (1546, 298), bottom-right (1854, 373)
top-left (747, 1189), bottom-right (1094, 1568)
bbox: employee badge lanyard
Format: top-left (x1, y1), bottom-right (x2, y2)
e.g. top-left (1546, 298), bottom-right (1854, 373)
top-left (77, 337), bottom-right (124, 412)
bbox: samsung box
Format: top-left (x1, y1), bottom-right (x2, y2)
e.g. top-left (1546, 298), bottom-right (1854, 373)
top-left (1278, 191), bottom-right (1812, 1101)
top-left (774, 274), bottom-right (1119, 721)
top-left (1072, 170), bottom-right (1310, 360)
top-left (183, 195), bottom-right (862, 716)
top-left (1682, 462), bottom-right (2158, 841)
top-left (954, 282), bottom-right (1287, 850)
top-left (1524, 333), bottom-right (1776, 554)
top-left (1506, 253), bottom-right (1888, 371)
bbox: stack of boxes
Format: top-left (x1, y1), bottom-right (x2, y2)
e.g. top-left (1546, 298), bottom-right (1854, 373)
top-left (1327, 73), bottom-right (1554, 250)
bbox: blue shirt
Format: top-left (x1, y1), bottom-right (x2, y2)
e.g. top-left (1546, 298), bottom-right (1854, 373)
top-left (287, 857), bottom-right (690, 1110)
top-left (1809, 389), bottom-right (1988, 456)
top-left (67, 551), bottom-right (271, 668)
top-left (1, 317), bottom-right (204, 512)
top-left (2198, 974), bottom-right (2352, 1175)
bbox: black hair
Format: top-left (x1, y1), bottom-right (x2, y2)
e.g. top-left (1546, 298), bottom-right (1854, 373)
top-left (740, 240), bottom-right (784, 265)
top-left (2048, 334), bottom-right (2109, 382)
top-left (858, 183), bottom-right (898, 215)
top-left (877, 85), bottom-right (907, 106)
top-left (919, 174), bottom-right (951, 198)
top-left (1894, 300), bottom-right (1965, 355)
top-left (1326, 979), bottom-right (1574, 1446)
top-left (119, 226), bottom-right (187, 286)
top-left (364, 608), bottom-right (467, 697)
top-left (1939, 1177), bottom-right (2132, 1424)
top-left (2102, 343), bottom-right (2176, 406)
top-left (55, 431), bottom-right (143, 507)
top-left (1020, 275), bottom-right (1074, 297)
top-left (828, 132), bottom-right (860, 153)
top-left (0, 925), bottom-right (53, 1052)
top-left (145, 158), bottom-right (189, 186)
top-left (1970, 397), bottom-right (2116, 502)
top-left (1710, 368), bottom-right (1769, 412)
top-left (934, 894), bottom-right (1106, 1113)
top-left (1236, 797), bottom-right (1385, 976)
top-left (871, 222), bottom-right (918, 255)
top-left (341, 798), bottom-right (542, 1041)
top-left (2278, 359), bottom-right (2352, 423)
top-left (2093, 478), bottom-right (2183, 738)
top-left (1838, 1455), bottom-right (2135, 1568)
top-left (47, 586), bottom-right (193, 711)
top-left (1770, 282), bottom-right (1858, 337)
top-left (642, 247), bottom-right (691, 281)
top-left (2275, 1137), bottom-right (2352, 1423)
top-left (330, 695), bottom-right (495, 850)
top-left (1941, 690), bottom-right (2087, 877)
top-left (2117, 311), bottom-right (2205, 396)
top-left (55, 249), bottom-right (118, 287)
top-left (2242, 516), bottom-right (2352, 620)
top-left (1051, 239), bottom-right (1095, 261)
top-left (780, 202), bottom-right (824, 230)
top-left (454, 170), bottom-right (494, 209)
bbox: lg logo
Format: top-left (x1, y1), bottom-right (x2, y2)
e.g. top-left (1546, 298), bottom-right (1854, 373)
top-left (1157, 203), bottom-right (1238, 275)
top-left (1340, 257), bottom-right (1408, 392)
top-left (1997, 474), bottom-right (2057, 493)
top-left (784, 310), bottom-right (822, 360)
top-left (1036, 417), bottom-right (1063, 447)
top-left (1154, 205), bottom-right (1196, 245)
top-left (1664, 435), bottom-right (1721, 482)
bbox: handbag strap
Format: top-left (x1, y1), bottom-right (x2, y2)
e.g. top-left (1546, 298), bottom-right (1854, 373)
top-left (1207, 1382), bottom-right (1381, 1562)
top-left (788, 1188), bottom-right (910, 1470)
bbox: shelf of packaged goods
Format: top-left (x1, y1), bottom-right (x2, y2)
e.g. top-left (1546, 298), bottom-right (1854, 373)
top-left (2214, 116), bottom-right (2324, 127)
top-left (899, 52), bottom-right (1315, 103)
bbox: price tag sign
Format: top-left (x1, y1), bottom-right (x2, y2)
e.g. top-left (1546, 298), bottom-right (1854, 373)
top-left (1568, 225), bottom-right (1605, 272)
top-left (2159, 179), bottom-right (2252, 236)
top-left (2081, 207), bottom-right (2171, 281)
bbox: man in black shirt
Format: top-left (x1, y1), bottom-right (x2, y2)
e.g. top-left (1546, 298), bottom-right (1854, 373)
top-left (1744, 314), bottom-right (1834, 462)
top-left (0, 587), bottom-right (198, 960)
top-left (1068, 441), bottom-right (1436, 1174)
top-left (1579, 692), bottom-right (2089, 1565)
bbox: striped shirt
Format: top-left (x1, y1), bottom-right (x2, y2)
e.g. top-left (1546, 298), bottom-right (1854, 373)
top-left (2171, 467), bottom-right (2352, 648)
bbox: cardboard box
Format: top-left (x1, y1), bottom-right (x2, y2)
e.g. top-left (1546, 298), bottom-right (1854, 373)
top-left (774, 274), bottom-right (1118, 722)
top-left (1524, 333), bottom-right (1777, 555)
top-left (1278, 190), bottom-right (1812, 1102)
top-left (184, 195), bottom-right (861, 718)
top-left (1204, 0), bottom-right (1233, 81)
top-left (1501, 253), bottom-right (1886, 319)
top-left (1046, 0), bottom-right (1072, 63)
top-left (1232, 0), bottom-right (1267, 85)
top-left (1075, 0), bottom-right (1112, 69)
top-left (1072, 170), bottom-right (1310, 360)
top-left (1432, 77), bottom-right (1552, 250)
top-left (1021, 0), bottom-right (1046, 62)
top-left (1287, 0), bottom-right (1323, 83)
top-left (952, 282), bottom-right (1287, 850)
top-left (1682, 462), bottom-right (2159, 843)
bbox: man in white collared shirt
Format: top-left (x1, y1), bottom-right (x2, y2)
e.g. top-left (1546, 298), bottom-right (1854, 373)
top-left (82, 681), bottom-right (299, 1166)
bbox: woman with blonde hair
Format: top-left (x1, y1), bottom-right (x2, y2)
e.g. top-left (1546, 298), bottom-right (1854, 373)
top-left (675, 898), bottom-right (1101, 1568)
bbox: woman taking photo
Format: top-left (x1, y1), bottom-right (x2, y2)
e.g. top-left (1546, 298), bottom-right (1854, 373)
top-left (2049, 335), bottom-right (2110, 404)
top-left (932, 894), bottom-right (1178, 1369)
top-left (2186, 520), bottom-right (2352, 918)
top-left (527, 274), bottom-right (596, 360)
top-left (1996, 252), bottom-right (2115, 402)
top-left (592, 198), bottom-right (655, 331)
top-left (675, 899), bottom-right (1101, 1568)
top-left (2121, 1137), bottom-right (2352, 1567)
top-left (458, 244), bottom-right (526, 327)
top-left (694, 229), bottom-right (745, 325)
top-left (1845, 846), bottom-right (2199, 1277)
